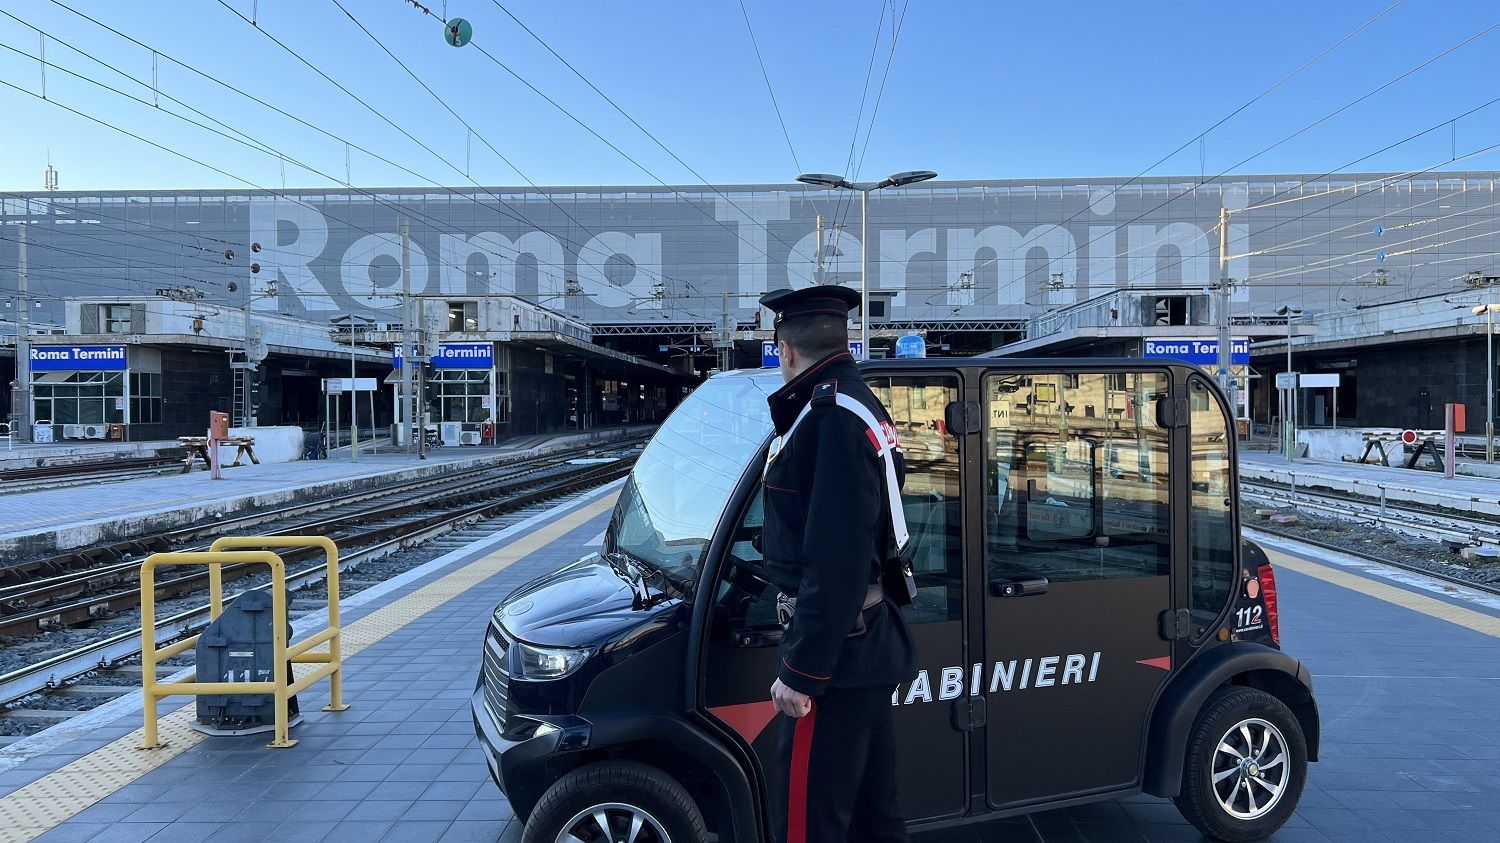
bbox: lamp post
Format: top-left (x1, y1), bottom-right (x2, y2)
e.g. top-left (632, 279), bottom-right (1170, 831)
top-left (1276, 306), bottom-right (1302, 463)
top-left (795, 170), bottom-right (938, 358)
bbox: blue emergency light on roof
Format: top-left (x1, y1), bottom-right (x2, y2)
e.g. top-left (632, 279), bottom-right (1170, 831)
top-left (895, 334), bottom-right (926, 359)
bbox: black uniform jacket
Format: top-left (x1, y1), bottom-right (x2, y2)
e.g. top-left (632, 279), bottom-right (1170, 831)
top-left (763, 352), bottom-right (917, 697)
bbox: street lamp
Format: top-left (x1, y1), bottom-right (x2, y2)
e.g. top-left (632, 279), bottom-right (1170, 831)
top-left (1275, 306), bottom-right (1302, 464)
top-left (796, 169), bottom-right (938, 358)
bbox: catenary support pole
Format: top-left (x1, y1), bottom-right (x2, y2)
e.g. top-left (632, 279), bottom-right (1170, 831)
top-left (860, 189), bottom-right (869, 360)
top-left (13, 222), bottom-right (28, 443)
top-left (348, 319), bottom-right (358, 463)
top-left (815, 214), bottom-right (825, 285)
top-left (1286, 311), bottom-right (1295, 464)
top-left (401, 218), bottom-right (413, 455)
top-left (1487, 294), bottom-right (1494, 464)
top-left (417, 297), bottom-right (427, 460)
top-left (1216, 206), bottom-right (1233, 395)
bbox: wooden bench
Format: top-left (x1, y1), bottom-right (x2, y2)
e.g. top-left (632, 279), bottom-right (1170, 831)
top-left (178, 436), bottom-right (259, 473)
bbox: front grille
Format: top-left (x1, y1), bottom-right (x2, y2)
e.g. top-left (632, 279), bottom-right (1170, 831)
top-left (483, 625), bottom-right (511, 728)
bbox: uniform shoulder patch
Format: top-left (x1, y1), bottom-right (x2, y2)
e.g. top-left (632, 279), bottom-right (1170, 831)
top-left (810, 380), bottom-right (838, 405)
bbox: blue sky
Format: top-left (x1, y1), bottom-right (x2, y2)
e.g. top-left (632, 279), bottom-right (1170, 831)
top-left (2, 1), bottom-right (1499, 192)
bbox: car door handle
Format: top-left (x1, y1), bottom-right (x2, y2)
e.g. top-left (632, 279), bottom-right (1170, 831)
top-left (990, 578), bottom-right (1049, 598)
top-left (731, 627), bottom-right (783, 647)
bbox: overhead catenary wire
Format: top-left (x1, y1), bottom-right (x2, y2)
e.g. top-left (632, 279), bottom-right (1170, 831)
top-left (950, 101), bottom-right (1500, 313)
top-left (484, 0), bottom-right (826, 264)
top-left (1140, 130), bottom-right (1500, 288)
top-left (0, 78), bottom-right (706, 326)
top-left (833, 0), bottom-right (915, 273)
top-left (321, 2), bottom-right (621, 257)
top-left (1012, 0), bottom-right (1408, 266)
top-left (3, 16), bottom-right (712, 323)
top-left (485, 0), bottom-right (823, 247)
top-left (216, 0), bottom-right (716, 308)
top-left (40, 0), bottom-right (624, 264)
top-left (386, 2), bottom-right (802, 269)
top-left (965, 9), bottom-right (1494, 282)
top-left (826, 0), bottom-right (890, 259)
top-left (848, 0), bottom-right (911, 192)
top-left (18, 9), bottom-right (719, 325)
top-left (30, 0), bottom-right (919, 311)
top-left (735, 0), bottom-right (802, 174)
top-left (224, 0), bottom-right (777, 313)
top-left (1079, 17), bottom-right (1500, 271)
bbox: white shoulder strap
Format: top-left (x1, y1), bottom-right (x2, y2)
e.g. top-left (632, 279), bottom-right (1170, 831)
top-left (779, 392), bottom-right (909, 551)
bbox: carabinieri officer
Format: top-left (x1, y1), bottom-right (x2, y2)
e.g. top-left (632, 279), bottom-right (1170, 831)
top-left (759, 285), bottom-right (917, 843)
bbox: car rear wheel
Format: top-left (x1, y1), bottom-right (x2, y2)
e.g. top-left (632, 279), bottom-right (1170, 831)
top-left (522, 760), bottom-right (708, 843)
top-left (1174, 686), bottom-right (1307, 842)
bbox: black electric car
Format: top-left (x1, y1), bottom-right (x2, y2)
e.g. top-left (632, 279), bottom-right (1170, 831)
top-left (473, 359), bottom-right (1319, 843)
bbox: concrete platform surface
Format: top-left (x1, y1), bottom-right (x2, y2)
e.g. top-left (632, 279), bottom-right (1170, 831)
top-left (1, 478), bottom-right (1498, 841)
top-left (1240, 451), bottom-right (1500, 515)
top-left (1, 440), bottom-right (183, 471)
top-left (0, 426), bottom-right (647, 560)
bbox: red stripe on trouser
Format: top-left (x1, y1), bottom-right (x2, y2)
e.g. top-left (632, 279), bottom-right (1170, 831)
top-left (786, 704), bottom-right (818, 843)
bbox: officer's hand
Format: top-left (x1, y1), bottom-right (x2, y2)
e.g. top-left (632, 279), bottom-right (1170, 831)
top-left (771, 678), bottom-right (812, 718)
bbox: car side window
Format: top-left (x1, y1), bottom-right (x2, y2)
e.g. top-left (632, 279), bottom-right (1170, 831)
top-left (868, 375), bottom-right (963, 624)
top-left (987, 372), bottom-right (1171, 584)
top-left (1188, 377), bottom-right (1235, 634)
top-left (716, 375), bottom-right (964, 630)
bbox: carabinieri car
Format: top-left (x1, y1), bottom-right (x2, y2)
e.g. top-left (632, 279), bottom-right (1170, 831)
top-left (473, 358), bottom-right (1319, 843)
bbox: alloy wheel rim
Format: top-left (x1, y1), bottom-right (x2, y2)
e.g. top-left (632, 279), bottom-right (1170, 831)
top-left (1211, 716), bottom-right (1289, 820)
top-left (555, 802), bottom-right (671, 843)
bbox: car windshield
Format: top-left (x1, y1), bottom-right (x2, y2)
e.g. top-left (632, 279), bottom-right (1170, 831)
top-left (609, 371), bottom-right (778, 579)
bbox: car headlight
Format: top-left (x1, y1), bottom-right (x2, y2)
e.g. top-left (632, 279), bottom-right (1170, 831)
top-left (513, 641), bottom-right (592, 680)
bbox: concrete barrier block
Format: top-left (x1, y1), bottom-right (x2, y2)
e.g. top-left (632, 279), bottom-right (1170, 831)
top-left (226, 426), bottom-right (305, 464)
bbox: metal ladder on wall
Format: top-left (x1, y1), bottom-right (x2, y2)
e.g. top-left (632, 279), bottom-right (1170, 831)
top-left (230, 358), bottom-right (252, 428)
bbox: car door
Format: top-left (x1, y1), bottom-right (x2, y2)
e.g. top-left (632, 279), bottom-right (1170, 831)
top-left (982, 369), bottom-right (1176, 809)
top-left (700, 370), bottom-right (970, 824)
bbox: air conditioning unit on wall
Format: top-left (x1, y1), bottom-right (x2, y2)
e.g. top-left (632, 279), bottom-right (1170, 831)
top-left (458, 431), bottom-right (480, 446)
top-left (62, 424), bottom-right (85, 439)
top-left (83, 424), bottom-right (106, 439)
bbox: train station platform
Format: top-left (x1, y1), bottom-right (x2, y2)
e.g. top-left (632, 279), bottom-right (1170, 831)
top-left (0, 439), bottom-right (184, 472)
top-left (0, 426), bottom-right (650, 562)
top-left (2, 479), bottom-right (1499, 841)
top-left (1240, 451), bottom-right (1500, 516)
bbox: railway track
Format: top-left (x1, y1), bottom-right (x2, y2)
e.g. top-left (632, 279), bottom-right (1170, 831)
top-left (1241, 479), bottom-right (1500, 549)
top-left (1246, 524), bottom-right (1500, 600)
top-left (0, 451), bottom-right (635, 716)
top-left (0, 437), bottom-right (645, 590)
top-left (0, 455), bottom-right (185, 492)
top-left (0, 453), bottom-right (634, 638)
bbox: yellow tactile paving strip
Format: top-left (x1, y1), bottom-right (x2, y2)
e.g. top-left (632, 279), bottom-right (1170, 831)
top-left (1265, 547), bottom-right (1500, 639)
top-left (0, 493), bottom-right (617, 843)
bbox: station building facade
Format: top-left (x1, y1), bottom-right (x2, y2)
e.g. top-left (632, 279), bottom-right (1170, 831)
top-left (4, 171), bottom-right (1500, 435)
top-left (4, 294), bottom-right (690, 443)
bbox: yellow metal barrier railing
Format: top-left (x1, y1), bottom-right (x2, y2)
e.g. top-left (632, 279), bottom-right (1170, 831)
top-left (139, 536), bottom-right (348, 750)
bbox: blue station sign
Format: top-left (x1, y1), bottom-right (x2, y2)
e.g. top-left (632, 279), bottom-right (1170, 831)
top-left (1142, 337), bottom-right (1249, 367)
top-left (29, 345), bottom-right (128, 371)
top-left (393, 342), bottom-right (494, 370)
top-left (761, 340), bottom-right (865, 368)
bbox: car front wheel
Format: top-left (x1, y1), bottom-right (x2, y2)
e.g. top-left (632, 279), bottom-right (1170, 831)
top-left (1173, 686), bottom-right (1308, 842)
top-left (522, 760), bottom-right (708, 843)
